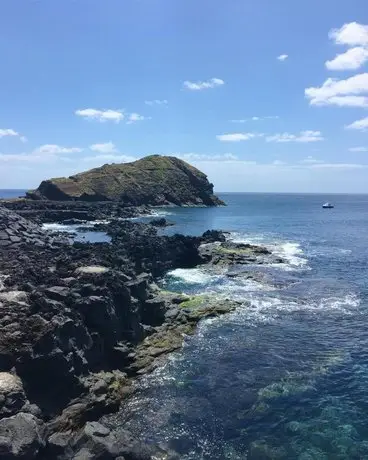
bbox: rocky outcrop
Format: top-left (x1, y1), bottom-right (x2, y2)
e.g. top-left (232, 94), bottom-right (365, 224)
top-left (26, 155), bottom-right (225, 206)
top-left (0, 200), bottom-right (150, 225)
top-left (0, 206), bottom-right (66, 249)
top-left (0, 204), bottom-right (281, 458)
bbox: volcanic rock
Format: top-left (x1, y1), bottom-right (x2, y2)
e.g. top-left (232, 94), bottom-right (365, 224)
top-left (26, 155), bottom-right (225, 206)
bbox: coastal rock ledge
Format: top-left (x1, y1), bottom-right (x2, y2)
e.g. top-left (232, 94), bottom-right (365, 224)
top-left (27, 155), bottom-right (225, 206)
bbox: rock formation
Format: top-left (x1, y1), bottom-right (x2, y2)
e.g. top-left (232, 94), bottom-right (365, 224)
top-left (0, 203), bottom-right (280, 459)
top-left (27, 155), bottom-right (225, 206)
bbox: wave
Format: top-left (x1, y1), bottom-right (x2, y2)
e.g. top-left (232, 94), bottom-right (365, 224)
top-left (229, 232), bottom-right (309, 271)
top-left (125, 210), bottom-right (174, 221)
top-left (42, 223), bottom-right (77, 233)
top-left (223, 292), bottom-right (361, 327)
top-left (166, 268), bottom-right (220, 286)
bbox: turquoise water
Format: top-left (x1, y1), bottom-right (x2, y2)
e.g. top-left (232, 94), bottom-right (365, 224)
top-left (103, 193), bottom-right (368, 459)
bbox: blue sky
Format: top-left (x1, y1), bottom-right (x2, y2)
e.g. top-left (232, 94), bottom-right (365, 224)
top-left (0, 0), bottom-right (368, 192)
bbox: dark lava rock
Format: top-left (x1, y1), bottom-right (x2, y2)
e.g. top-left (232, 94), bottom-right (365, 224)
top-left (150, 217), bottom-right (174, 227)
top-left (0, 373), bottom-right (27, 418)
top-left (0, 200), bottom-right (151, 225)
top-left (0, 206), bottom-right (65, 249)
top-left (26, 155), bottom-right (225, 206)
top-left (0, 412), bottom-right (45, 459)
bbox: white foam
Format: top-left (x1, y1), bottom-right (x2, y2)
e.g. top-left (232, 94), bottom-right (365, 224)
top-left (272, 241), bottom-right (309, 271)
top-left (167, 268), bottom-right (219, 285)
top-left (149, 210), bottom-right (173, 218)
top-left (229, 232), bottom-right (309, 271)
top-left (225, 292), bottom-right (361, 326)
top-left (319, 294), bottom-right (360, 312)
top-left (88, 219), bottom-right (110, 225)
top-left (124, 210), bottom-right (173, 221)
top-left (42, 223), bottom-right (77, 233)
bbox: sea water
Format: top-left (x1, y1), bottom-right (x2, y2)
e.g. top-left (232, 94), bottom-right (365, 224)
top-left (101, 193), bottom-right (368, 459)
top-left (3, 189), bottom-right (368, 458)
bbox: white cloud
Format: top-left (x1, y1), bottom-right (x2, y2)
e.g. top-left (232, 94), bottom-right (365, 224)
top-left (230, 116), bottom-right (279, 123)
top-left (183, 78), bottom-right (225, 91)
top-left (349, 146), bottom-right (368, 152)
top-left (126, 113), bottom-right (150, 124)
top-left (305, 73), bottom-right (368, 107)
top-left (216, 132), bottom-right (263, 142)
top-left (0, 129), bottom-right (19, 138)
top-left (145, 99), bottom-right (168, 106)
top-left (89, 142), bottom-right (117, 154)
top-left (329, 22), bottom-right (368, 47)
top-left (83, 154), bottom-right (136, 163)
top-left (0, 153), bottom-right (42, 163)
top-left (36, 144), bottom-right (83, 154)
top-left (75, 108), bottom-right (125, 123)
top-left (326, 47), bottom-right (368, 71)
top-left (273, 160), bottom-right (287, 165)
top-left (175, 153), bottom-right (239, 161)
top-left (345, 116), bottom-right (368, 130)
top-left (300, 156), bottom-right (324, 164)
top-left (277, 54), bottom-right (288, 61)
top-left (308, 162), bottom-right (367, 169)
top-left (0, 129), bottom-right (27, 142)
top-left (266, 131), bottom-right (324, 143)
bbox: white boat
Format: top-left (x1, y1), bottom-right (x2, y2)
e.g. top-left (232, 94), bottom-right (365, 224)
top-left (322, 202), bottom-right (334, 209)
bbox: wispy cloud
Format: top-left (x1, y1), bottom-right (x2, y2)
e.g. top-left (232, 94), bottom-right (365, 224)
top-left (175, 153), bottom-right (238, 161)
top-left (277, 54), bottom-right (288, 61)
top-left (305, 73), bottom-right (368, 107)
top-left (299, 156), bottom-right (324, 164)
top-left (216, 132), bottom-right (263, 142)
top-left (35, 144), bottom-right (83, 154)
top-left (126, 113), bottom-right (151, 124)
top-left (230, 116), bottom-right (279, 123)
top-left (183, 78), bottom-right (225, 91)
top-left (345, 116), bottom-right (368, 130)
top-left (349, 146), bottom-right (368, 152)
top-left (0, 128), bottom-right (27, 142)
top-left (89, 142), bottom-right (117, 154)
top-left (0, 128), bottom-right (19, 138)
top-left (83, 154), bottom-right (136, 163)
top-left (266, 131), bottom-right (324, 143)
top-left (145, 99), bottom-right (168, 106)
top-left (75, 108), bottom-right (125, 123)
top-left (308, 162), bottom-right (367, 169)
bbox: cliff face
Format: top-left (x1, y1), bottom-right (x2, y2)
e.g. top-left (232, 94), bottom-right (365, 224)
top-left (27, 155), bottom-right (225, 206)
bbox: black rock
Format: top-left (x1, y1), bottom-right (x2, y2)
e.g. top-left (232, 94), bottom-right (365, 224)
top-left (0, 412), bottom-right (45, 459)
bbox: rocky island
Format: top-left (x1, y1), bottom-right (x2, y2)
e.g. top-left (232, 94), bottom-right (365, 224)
top-left (0, 157), bottom-right (282, 459)
top-left (27, 155), bottom-right (224, 206)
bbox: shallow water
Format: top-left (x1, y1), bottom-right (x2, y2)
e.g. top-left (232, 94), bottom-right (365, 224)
top-left (103, 193), bottom-right (368, 459)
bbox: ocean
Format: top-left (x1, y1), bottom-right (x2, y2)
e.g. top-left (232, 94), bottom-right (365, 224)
top-left (0, 189), bottom-right (27, 199)
top-left (103, 193), bottom-right (368, 459)
top-left (2, 190), bottom-right (368, 458)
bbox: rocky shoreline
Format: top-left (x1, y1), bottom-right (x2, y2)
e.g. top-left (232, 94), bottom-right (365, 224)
top-left (0, 200), bottom-right (282, 459)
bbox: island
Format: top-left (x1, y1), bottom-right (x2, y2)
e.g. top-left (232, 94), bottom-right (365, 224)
top-left (27, 155), bottom-right (225, 206)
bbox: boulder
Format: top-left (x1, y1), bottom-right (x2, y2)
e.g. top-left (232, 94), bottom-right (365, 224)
top-left (0, 373), bottom-right (27, 417)
top-left (0, 413), bottom-right (45, 459)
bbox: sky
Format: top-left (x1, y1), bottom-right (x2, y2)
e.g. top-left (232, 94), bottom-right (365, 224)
top-left (0, 0), bottom-right (368, 193)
